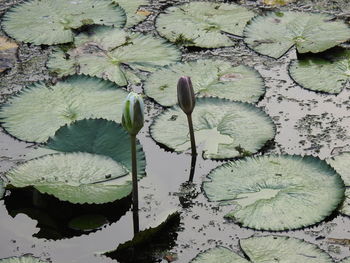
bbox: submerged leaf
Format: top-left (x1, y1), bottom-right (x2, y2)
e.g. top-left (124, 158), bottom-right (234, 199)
top-left (156, 2), bottom-right (255, 48)
top-left (0, 36), bottom-right (18, 73)
top-left (48, 26), bottom-right (181, 86)
top-left (116, 0), bottom-right (150, 27)
top-left (2, 0), bottom-right (126, 45)
top-left (6, 152), bottom-right (132, 204)
top-left (150, 97), bottom-right (275, 159)
top-left (0, 76), bottom-right (127, 143)
top-left (203, 155), bottom-right (345, 230)
top-left (144, 59), bottom-right (265, 107)
top-left (289, 49), bottom-right (350, 94)
top-left (244, 12), bottom-right (350, 58)
top-left (0, 256), bottom-right (49, 263)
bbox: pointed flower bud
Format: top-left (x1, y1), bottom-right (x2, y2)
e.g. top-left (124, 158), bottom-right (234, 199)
top-left (122, 92), bottom-right (144, 136)
top-left (177, 76), bottom-right (195, 115)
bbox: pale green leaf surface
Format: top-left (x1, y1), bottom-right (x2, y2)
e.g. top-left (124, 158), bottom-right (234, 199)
top-left (327, 152), bottom-right (350, 186)
top-left (0, 256), bottom-right (48, 263)
top-left (6, 152), bottom-right (132, 204)
top-left (144, 59), bottom-right (265, 107)
top-left (289, 49), bottom-right (350, 93)
top-left (341, 257), bottom-right (350, 263)
top-left (2, 0), bottom-right (126, 45)
top-left (48, 26), bottom-right (181, 85)
top-left (241, 236), bottom-right (333, 262)
top-left (156, 2), bottom-right (255, 48)
top-left (190, 247), bottom-right (248, 263)
top-left (340, 188), bottom-right (350, 216)
top-left (203, 155), bottom-right (345, 230)
top-left (244, 12), bottom-right (350, 58)
top-left (116, 0), bottom-right (149, 27)
top-left (150, 98), bottom-right (275, 159)
top-left (0, 76), bottom-right (127, 143)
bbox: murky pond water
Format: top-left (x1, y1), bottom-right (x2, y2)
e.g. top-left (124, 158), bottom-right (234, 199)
top-left (1, 0), bottom-right (350, 262)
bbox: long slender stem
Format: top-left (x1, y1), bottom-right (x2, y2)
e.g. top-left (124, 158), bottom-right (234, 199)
top-left (131, 135), bottom-right (139, 235)
top-left (187, 114), bottom-right (197, 156)
top-left (188, 154), bottom-right (197, 183)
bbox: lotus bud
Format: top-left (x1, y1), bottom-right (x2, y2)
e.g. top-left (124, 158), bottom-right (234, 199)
top-left (122, 92), bottom-right (144, 136)
top-left (177, 76), bottom-right (195, 115)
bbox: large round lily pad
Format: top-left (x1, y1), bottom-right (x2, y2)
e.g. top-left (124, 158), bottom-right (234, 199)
top-left (289, 49), bottom-right (350, 94)
top-left (48, 26), bottom-right (181, 86)
top-left (155, 2), bottom-right (255, 48)
top-left (203, 155), bottom-right (345, 230)
top-left (150, 97), bottom-right (275, 159)
top-left (244, 11), bottom-right (350, 59)
top-left (2, 0), bottom-right (126, 45)
top-left (144, 59), bottom-right (265, 107)
top-left (0, 76), bottom-right (127, 143)
top-left (5, 152), bottom-right (132, 204)
top-left (190, 236), bottom-right (333, 263)
top-left (0, 256), bottom-right (48, 263)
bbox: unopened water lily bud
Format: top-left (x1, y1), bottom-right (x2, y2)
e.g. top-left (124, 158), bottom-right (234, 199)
top-left (122, 92), bottom-right (144, 136)
top-left (177, 76), bottom-right (195, 115)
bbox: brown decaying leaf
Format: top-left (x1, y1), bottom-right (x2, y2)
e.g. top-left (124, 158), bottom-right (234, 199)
top-left (0, 36), bottom-right (18, 73)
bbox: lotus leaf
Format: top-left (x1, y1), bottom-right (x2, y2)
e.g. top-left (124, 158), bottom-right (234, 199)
top-left (203, 155), bottom-right (345, 230)
top-left (156, 2), bottom-right (255, 48)
top-left (144, 59), bottom-right (265, 107)
top-left (2, 0), bottom-right (126, 45)
top-left (150, 97), bottom-right (275, 159)
top-left (244, 12), bottom-right (350, 58)
top-left (0, 256), bottom-right (48, 263)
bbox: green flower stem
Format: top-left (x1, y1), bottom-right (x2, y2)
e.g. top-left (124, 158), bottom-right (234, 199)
top-left (188, 154), bottom-right (197, 183)
top-left (130, 134), bottom-right (139, 234)
top-left (187, 114), bottom-right (197, 156)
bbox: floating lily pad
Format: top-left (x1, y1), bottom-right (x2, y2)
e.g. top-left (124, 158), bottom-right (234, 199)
top-left (289, 49), bottom-right (350, 93)
top-left (0, 76), bottom-right (127, 143)
top-left (150, 97), bottom-right (275, 159)
top-left (244, 12), bottom-right (350, 58)
top-left (0, 256), bottom-right (48, 263)
top-left (144, 59), bottom-right (264, 107)
top-left (2, 0), bottom-right (126, 45)
top-left (190, 236), bottom-right (333, 263)
top-left (155, 2), bottom-right (255, 48)
top-left (117, 0), bottom-right (150, 27)
top-left (6, 152), bottom-right (132, 204)
top-left (203, 155), bottom-right (345, 230)
top-left (48, 26), bottom-right (181, 86)
top-left (45, 119), bottom-right (146, 178)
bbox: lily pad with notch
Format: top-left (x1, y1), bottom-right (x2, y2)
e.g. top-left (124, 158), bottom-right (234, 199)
top-left (48, 26), bottom-right (181, 86)
top-left (155, 2), bottom-right (255, 48)
top-left (144, 59), bottom-right (265, 107)
top-left (2, 0), bottom-right (126, 45)
top-left (289, 48), bottom-right (350, 94)
top-left (203, 155), bottom-right (345, 230)
top-left (150, 97), bottom-right (275, 159)
top-left (190, 236), bottom-right (333, 263)
top-left (0, 256), bottom-right (49, 263)
top-left (0, 76), bottom-right (127, 143)
top-left (244, 11), bottom-right (350, 59)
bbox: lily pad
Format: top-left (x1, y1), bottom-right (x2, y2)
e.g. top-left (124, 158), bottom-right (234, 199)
top-left (0, 179), bottom-right (4, 199)
top-left (190, 236), bottom-right (333, 263)
top-left (0, 76), bottom-right (127, 143)
top-left (342, 258), bottom-right (350, 263)
top-left (2, 0), bottom-right (126, 45)
top-left (150, 97), bottom-right (275, 159)
top-left (244, 12), bottom-right (350, 58)
top-left (203, 155), bottom-right (345, 230)
top-left (144, 59), bottom-right (265, 107)
top-left (155, 2), bottom-right (255, 48)
top-left (45, 119), bottom-right (146, 178)
top-left (0, 256), bottom-right (48, 263)
top-left (117, 0), bottom-right (150, 27)
top-left (48, 26), bottom-right (181, 86)
top-left (289, 49), bottom-right (350, 94)
top-left (5, 152), bottom-right (133, 204)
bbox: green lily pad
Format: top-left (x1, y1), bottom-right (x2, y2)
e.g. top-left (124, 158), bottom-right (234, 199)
top-left (0, 179), bottom-right (4, 199)
top-left (190, 236), bottom-right (333, 263)
top-left (0, 256), bottom-right (49, 263)
top-left (155, 2), bottom-right (255, 48)
top-left (244, 12), bottom-right (350, 59)
top-left (341, 258), bottom-right (350, 263)
top-left (203, 155), bottom-right (345, 230)
top-left (48, 26), bottom-right (181, 86)
top-left (289, 49), bottom-right (350, 94)
top-left (117, 0), bottom-right (150, 27)
top-left (0, 76), bottom-right (127, 143)
top-left (5, 152), bottom-right (132, 204)
top-left (144, 59), bottom-right (265, 107)
top-left (150, 97), bottom-right (275, 159)
top-left (45, 119), bottom-right (146, 178)
top-left (2, 0), bottom-right (126, 45)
